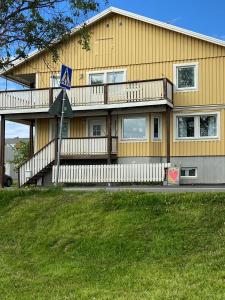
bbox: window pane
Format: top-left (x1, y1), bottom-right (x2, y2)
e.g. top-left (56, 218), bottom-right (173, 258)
top-left (180, 169), bottom-right (186, 177)
top-left (200, 115), bottom-right (217, 137)
top-left (89, 73), bottom-right (104, 85)
top-left (123, 117), bottom-right (146, 139)
top-left (107, 71), bottom-right (124, 83)
top-left (178, 117), bottom-right (194, 138)
top-left (93, 124), bottom-right (102, 137)
top-left (153, 118), bottom-right (159, 139)
top-left (51, 75), bottom-right (60, 87)
top-left (189, 169), bottom-right (196, 176)
top-left (177, 66), bottom-right (195, 89)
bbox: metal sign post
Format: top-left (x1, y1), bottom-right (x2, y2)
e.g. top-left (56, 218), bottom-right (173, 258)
top-left (55, 88), bottom-right (66, 186)
top-left (52, 65), bottom-right (73, 186)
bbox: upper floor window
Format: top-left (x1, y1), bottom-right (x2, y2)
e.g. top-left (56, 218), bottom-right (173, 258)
top-left (174, 63), bottom-right (198, 91)
top-left (175, 113), bottom-right (219, 140)
top-left (88, 70), bottom-right (126, 85)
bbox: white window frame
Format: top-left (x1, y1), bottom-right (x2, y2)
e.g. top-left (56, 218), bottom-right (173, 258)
top-left (180, 167), bottom-right (198, 179)
top-left (120, 114), bottom-right (149, 142)
top-left (174, 112), bottom-right (220, 141)
top-left (173, 62), bottom-right (198, 92)
top-left (86, 117), bottom-right (107, 137)
top-left (50, 73), bottom-right (61, 88)
top-left (87, 69), bottom-right (127, 84)
top-left (151, 114), bottom-right (162, 141)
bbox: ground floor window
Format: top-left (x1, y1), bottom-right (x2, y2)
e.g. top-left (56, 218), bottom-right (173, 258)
top-left (151, 114), bottom-right (162, 141)
top-left (122, 116), bottom-right (147, 140)
top-left (176, 113), bottom-right (219, 140)
top-left (180, 167), bottom-right (197, 178)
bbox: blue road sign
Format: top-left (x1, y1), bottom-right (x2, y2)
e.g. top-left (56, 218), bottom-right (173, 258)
top-left (60, 65), bottom-right (72, 90)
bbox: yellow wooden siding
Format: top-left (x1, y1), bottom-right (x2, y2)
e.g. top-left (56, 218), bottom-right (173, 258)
top-left (36, 119), bottom-right (49, 150)
top-left (70, 117), bottom-right (86, 137)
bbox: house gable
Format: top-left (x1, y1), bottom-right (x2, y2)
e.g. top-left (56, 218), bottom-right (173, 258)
top-left (3, 7), bottom-right (225, 89)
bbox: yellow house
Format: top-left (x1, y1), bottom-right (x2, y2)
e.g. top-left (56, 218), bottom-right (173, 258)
top-left (1, 7), bottom-right (225, 186)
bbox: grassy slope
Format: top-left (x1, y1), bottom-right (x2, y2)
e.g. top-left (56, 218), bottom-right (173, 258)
top-left (0, 189), bottom-right (225, 300)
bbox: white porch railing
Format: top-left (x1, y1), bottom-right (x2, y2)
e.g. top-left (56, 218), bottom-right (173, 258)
top-left (0, 78), bottom-right (173, 110)
top-left (52, 163), bottom-right (171, 184)
top-left (61, 137), bottom-right (118, 156)
top-left (19, 140), bottom-right (55, 186)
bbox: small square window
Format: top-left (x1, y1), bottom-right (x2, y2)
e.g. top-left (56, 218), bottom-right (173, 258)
top-left (174, 63), bottom-right (198, 91)
top-left (180, 168), bottom-right (197, 178)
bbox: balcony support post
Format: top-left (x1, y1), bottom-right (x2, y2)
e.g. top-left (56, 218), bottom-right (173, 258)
top-left (54, 116), bottom-right (58, 164)
top-left (163, 78), bottom-right (168, 100)
top-left (29, 120), bottom-right (34, 158)
top-left (107, 110), bottom-right (112, 164)
top-left (166, 106), bottom-right (171, 163)
top-left (0, 115), bottom-right (5, 188)
top-left (49, 87), bottom-right (54, 106)
top-left (104, 84), bottom-right (108, 104)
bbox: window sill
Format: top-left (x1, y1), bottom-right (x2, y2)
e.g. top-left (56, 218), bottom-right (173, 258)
top-left (120, 138), bottom-right (148, 143)
top-left (175, 88), bottom-right (198, 93)
top-left (175, 137), bottom-right (219, 142)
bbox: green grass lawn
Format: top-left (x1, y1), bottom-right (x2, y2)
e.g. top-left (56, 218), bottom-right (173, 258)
top-left (0, 189), bottom-right (225, 299)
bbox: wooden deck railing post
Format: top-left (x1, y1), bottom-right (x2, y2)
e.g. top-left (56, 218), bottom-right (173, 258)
top-left (163, 78), bottom-right (168, 100)
top-left (0, 115), bottom-right (5, 188)
top-left (104, 84), bottom-right (108, 104)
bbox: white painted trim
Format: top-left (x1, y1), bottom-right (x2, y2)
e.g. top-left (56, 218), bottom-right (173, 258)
top-left (119, 114), bottom-right (149, 142)
top-left (173, 111), bottom-right (220, 141)
top-left (151, 113), bottom-right (162, 142)
top-left (173, 104), bottom-right (225, 111)
top-left (3, 6), bottom-right (225, 75)
top-left (87, 68), bottom-right (127, 84)
top-left (173, 62), bottom-right (199, 92)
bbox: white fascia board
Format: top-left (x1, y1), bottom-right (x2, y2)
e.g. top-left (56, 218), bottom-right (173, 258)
top-left (72, 100), bottom-right (173, 111)
top-left (0, 99), bottom-right (173, 115)
top-left (2, 6), bottom-right (225, 76)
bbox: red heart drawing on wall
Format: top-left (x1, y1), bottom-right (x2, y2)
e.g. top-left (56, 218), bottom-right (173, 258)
top-left (169, 169), bottom-right (179, 182)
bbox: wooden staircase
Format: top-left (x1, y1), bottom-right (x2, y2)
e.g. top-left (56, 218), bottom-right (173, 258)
top-left (19, 139), bottom-right (56, 187)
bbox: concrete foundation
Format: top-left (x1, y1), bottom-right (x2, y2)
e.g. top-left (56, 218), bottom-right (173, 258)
top-left (118, 156), bottom-right (225, 184)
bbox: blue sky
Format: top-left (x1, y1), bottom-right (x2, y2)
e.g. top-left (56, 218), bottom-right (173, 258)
top-left (2, 0), bottom-right (225, 138)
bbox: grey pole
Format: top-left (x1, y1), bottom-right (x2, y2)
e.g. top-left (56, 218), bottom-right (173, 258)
top-left (55, 88), bottom-right (66, 186)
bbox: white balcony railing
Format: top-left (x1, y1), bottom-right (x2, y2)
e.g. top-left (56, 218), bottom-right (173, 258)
top-left (0, 78), bottom-right (173, 111)
top-left (61, 137), bottom-right (118, 156)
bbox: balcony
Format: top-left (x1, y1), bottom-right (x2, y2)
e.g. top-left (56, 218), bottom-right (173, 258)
top-left (0, 78), bottom-right (173, 112)
top-left (61, 137), bottom-right (118, 159)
